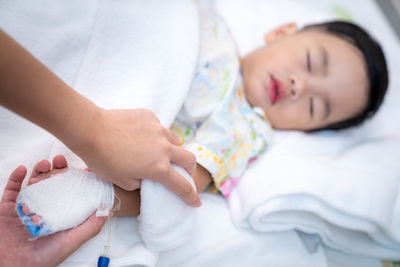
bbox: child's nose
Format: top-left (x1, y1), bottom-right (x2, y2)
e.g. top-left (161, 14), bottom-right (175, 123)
top-left (288, 74), bottom-right (306, 100)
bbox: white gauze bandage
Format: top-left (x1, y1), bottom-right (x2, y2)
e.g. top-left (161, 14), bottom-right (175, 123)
top-left (16, 167), bottom-right (114, 237)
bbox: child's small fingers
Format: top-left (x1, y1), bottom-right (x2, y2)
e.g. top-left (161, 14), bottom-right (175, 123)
top-left (22, 205), bottom-right (30, 215)
top-left (28, 167), bottom-right (68, 185)
top-left (31, 214), bottom-right (41, 224)
top-left (50, 168), bottom-right (68, 176)
top-left (52, 155), bottom-right (68, 170)
top-left (28, 176), bottom-right (45, 185)
top-left (21, 205), bottom-right (41, 225)
top-left (31, 160), bottom-right (51, 178)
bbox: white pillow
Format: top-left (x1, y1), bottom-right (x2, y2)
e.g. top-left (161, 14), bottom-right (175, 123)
top-left (216, 0), bottom-right (400, 190)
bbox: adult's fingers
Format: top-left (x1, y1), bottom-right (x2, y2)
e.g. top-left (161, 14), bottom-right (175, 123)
top-left (161, 166), bottom-right (201, 207)
top-left (164, 128), bottom-right (180, 146)
top-left (170, 146), bottom-right (197, 176)
top-left (30, 160), bottom-right (51, 178)
top-left (1, 165), bottom-right (27, 203)
top-left (52, 154), bottom-right (68, 169)
top-left (61, 214), bottom-right (107, 258)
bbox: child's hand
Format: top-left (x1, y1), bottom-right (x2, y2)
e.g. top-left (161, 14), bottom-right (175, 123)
top-left (0, 155), bottom-right (107, 267)
top-left (27, 155), bottom-right (68, 186)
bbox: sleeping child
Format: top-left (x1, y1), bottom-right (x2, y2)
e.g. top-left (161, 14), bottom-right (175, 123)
top-left (14, 4), bottom-right (388, 251)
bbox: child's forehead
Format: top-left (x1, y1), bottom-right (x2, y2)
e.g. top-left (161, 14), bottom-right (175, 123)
top-left (288, 30), bottom-right (363, 59)
top-left (292, 29), bottom-right (341, 42)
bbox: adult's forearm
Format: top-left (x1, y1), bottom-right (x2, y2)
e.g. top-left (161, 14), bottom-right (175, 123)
top-left (0, 29), bottom-right (200, 206)
top-left (0, 29), bottom-right (98, 153)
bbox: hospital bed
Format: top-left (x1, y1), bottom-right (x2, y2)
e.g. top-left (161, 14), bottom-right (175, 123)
top-left (0, 0), bottom-right (399, 266)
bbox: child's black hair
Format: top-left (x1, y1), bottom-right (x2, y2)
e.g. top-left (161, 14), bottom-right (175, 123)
top-left (303, 21), bottom-right (388, 131)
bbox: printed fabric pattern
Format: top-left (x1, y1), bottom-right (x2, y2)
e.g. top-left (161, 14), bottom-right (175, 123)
top-left (171, 7), bottom-right (273, 198)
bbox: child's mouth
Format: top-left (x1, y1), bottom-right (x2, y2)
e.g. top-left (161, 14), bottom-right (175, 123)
top-left (269, 75), bottom-right (285, 104)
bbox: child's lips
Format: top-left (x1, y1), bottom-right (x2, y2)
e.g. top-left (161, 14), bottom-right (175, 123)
top-left (269, 75), bottom-right (285, 104)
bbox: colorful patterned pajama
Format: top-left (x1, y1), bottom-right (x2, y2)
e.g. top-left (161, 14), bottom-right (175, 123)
top-left (171, 7), bottom-right (273, 198)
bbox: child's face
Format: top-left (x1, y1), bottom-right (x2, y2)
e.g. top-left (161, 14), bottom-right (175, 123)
top-left (242, 26), bottom-right (369, 131)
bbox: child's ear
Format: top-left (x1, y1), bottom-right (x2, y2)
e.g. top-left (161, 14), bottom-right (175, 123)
top-left (264, 23), bottom-right (298, 44)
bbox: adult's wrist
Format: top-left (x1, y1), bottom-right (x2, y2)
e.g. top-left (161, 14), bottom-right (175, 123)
top-left (63, 103), bottom-right (105, 161)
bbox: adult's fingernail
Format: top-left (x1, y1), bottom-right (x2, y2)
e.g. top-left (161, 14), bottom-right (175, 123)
top-left (194, 197), bottom-right (202, 207)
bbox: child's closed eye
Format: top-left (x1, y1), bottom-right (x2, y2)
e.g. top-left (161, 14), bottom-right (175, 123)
top-left (309, 96), bottom-right (314, 119)
top-left (306, 50), bottom-right (312, 73)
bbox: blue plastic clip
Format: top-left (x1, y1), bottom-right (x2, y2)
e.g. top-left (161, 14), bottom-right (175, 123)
top-left (97, 256), bottom-right (110, 267)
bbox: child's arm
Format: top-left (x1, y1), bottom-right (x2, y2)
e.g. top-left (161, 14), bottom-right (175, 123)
top-left (192, 164), bottom-right (213, 192)
top-left (114, 164), bottom-right (212, 217)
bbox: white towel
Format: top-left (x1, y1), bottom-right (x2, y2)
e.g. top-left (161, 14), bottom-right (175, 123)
top-left (229, 142), bottom-right (400, 259)
top-left (139, 164), bottom-right (197, 252)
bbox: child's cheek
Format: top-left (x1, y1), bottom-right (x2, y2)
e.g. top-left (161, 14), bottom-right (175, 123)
top-left (248, 84), bottom-right (267, 108)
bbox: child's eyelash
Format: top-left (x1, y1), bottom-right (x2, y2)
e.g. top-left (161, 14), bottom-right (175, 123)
top-left (309, 97), bottom-right (314, 118)
top-left (307, 51), bottom-right (312, 72)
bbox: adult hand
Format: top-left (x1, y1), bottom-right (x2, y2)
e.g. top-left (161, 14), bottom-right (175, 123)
top-left (0, 156), bottom-right (107, 267)
top-left (77, 108), bottom-right (200, 207)
top-left (0, 29), bottom-right (199, 207)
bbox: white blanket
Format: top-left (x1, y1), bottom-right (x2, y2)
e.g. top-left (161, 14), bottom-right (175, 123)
top-left (0, 0), bottom-right (199, 175)
top-left (0, 0), bottom-right (199, 265)
top-left (218, 0), bottom-right (400, 260)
